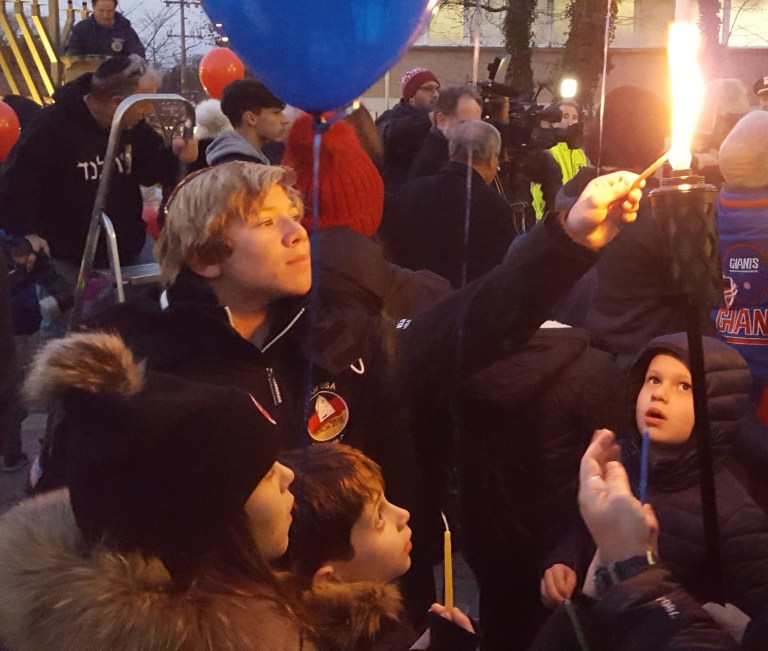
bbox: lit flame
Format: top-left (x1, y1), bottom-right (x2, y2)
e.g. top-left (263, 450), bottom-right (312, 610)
top-left (667, 22), bottom-right (704, 170)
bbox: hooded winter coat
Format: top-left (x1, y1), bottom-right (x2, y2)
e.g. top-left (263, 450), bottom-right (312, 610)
top-left (206, 130), bottom-right (271, 166)
top-left (0, 490), bottom-right (315, 651)
top-left (626, 334), bottom-right (768, 615)
top-left (376, 102), bottom-right (432, 190)
top-left (550, 334), bottom-right (768, 625)
top-left (64, 12), bottom-right (145, 58)
top-left (459, 326), bottom-right (626, 649)
top-left (0, 489), bottom-right (480, 651)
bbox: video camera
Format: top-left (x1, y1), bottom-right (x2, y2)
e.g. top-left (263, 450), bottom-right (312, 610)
top-left (477, 56), bottom-right (582, 151)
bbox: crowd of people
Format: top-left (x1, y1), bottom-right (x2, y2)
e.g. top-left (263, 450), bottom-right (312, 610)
top-left (1, 34), bottom-right (768, 650)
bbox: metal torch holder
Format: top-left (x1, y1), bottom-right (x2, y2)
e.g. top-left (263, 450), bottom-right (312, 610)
top-left (649, 171), bottom-right (723, 600)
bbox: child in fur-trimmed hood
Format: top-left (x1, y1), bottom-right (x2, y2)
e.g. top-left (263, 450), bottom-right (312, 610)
top-left (0, 331), bottom-right (315, 651)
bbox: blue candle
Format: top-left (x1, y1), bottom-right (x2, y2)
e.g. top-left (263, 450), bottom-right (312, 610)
top-left (639, 429), bottom-right (650, 504)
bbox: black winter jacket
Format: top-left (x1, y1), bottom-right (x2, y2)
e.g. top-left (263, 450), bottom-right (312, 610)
top-left (461, 327), bottom-right (626, 570)
top-left (550, 334), bottom-right (768, 625)
top-left (458, 326), bottom-right (625, 649)
top-left (55, 215), bottom-right (596, 621)
top-left (388, 162), bottom-right (517, 288)
top-left (376, 102), bottom-right (432, 190)
top-left (0, 75), bottom-right (179, 266)
top-left (554, 177), bottom-right (714, 369)
top-left (529, 565), bottom-right (739, 650)
top-left (84, 216), bottom-right (595, 475)
top-left (408, 128), bottom-right (448, 182)
top-left (64, 13), bottom-right (145, 58)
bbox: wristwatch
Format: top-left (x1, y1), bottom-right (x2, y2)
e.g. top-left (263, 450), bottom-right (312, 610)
top-left (594, 550), bottom-right (657, 598)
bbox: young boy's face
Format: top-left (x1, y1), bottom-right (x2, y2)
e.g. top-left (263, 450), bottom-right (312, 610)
top-left (635, 353), bottom-right (695, 445)
top-left (329, 491), bottom-right (412, 583)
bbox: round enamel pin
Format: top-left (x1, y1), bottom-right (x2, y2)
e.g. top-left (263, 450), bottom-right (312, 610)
top-left (307, 391), bottom-right (349, 442)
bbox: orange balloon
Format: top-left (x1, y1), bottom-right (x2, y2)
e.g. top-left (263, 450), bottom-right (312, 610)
top-left (0, 100), bottom-right (20, 162)
top-left (199, 48), bottom-right (246, 99)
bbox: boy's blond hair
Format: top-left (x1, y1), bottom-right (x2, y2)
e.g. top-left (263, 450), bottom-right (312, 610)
top-left (156, 162), bottom-right (303, 284)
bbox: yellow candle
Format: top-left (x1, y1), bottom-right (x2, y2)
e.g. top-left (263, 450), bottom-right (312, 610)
top-left (442, 513), bottom-right (453, 610)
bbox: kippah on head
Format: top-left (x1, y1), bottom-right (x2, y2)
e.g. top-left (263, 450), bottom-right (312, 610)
top-left (400, 67), bottom-right (439, 101)
top-left (94, 53), bottom-right (145, 81)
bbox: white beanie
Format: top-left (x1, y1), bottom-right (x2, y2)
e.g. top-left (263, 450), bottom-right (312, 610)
top-left (194, 99), bottom-right (232, 140)
top-left (719, 110), bottom-right (768, 190)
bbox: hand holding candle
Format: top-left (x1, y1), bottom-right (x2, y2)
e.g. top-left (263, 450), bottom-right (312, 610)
top-left (579, 430), bottom-right (658, 565)
top-left (441, 511), bottom-right (453, 610)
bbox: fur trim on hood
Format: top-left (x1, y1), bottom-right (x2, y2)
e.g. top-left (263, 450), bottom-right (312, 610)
top-left (303, 579), bottom-right (405, 650)
top-left (0, 491), bottom-right (313, 651)
top-left (23, 331), bottom-right (144, 404)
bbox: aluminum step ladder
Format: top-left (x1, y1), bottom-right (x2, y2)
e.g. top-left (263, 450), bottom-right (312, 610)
top-left (69, 94), bottom-right (195, 330)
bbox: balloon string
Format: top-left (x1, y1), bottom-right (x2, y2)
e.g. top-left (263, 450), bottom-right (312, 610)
top-left (471, 0), bottom-right (481, 84)
top-left (596, 0), bottom-right (612, 175)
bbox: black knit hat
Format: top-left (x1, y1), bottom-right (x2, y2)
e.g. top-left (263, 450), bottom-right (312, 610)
top-left (25, 332), bottom-right (280, 570)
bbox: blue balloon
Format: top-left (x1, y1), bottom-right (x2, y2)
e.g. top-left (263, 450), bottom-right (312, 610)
top-left (202, 0), bottom-right (432, 112)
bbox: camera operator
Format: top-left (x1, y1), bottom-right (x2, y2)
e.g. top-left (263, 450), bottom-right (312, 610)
top-left (477, 60), bottom-right (572, 232)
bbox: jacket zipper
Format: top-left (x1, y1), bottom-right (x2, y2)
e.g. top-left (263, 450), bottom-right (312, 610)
top-left (266, 367), bottom-right (282, 406)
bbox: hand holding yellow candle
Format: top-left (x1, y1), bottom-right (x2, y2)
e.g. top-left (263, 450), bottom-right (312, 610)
top-left (441, 511), bottom-right (453, 610)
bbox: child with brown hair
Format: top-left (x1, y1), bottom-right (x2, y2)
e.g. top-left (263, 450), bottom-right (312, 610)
top-left (280, 443), bottom-right (479, 651)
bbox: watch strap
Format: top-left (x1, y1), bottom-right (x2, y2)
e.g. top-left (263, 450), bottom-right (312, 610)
top-left (594, 550), bottom-right (657, 598)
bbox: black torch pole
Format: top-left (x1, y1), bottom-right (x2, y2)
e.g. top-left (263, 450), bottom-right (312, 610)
top-left (649, 169), bottom-right (722, 601)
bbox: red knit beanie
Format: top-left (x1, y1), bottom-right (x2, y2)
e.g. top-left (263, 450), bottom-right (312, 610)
top-left (401, 67), bottom-right (439, 101)
top-left (282, 113), bottom-right (384, 237)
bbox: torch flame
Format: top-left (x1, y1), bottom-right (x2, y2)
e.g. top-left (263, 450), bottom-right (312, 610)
top-left (668, 22), bottom-right (704, 170)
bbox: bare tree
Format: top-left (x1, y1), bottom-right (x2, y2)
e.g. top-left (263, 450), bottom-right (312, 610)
top-left (132, 4), bottom-right (179, 66)
top-left (561, 0), bottom-right (618, 110)
top-left (722, 0), bottom-right (768, 46)
top-left (129, 2), bottom-right (216, 68)
top-left (441, 0), bottom-right (537, 95)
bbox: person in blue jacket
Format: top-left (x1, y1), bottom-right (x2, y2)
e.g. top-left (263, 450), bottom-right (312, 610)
top-left (64, 0), bottom-right (145, 59)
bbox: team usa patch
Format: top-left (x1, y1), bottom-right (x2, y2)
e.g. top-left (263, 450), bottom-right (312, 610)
top-left (307, 390), bottom-right (349, 442)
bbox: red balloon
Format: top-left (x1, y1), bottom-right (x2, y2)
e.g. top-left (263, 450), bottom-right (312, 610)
top-left (199, 48), bottom-right (245, 99)
top-left (0, 100), bottom-right (20, 162)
